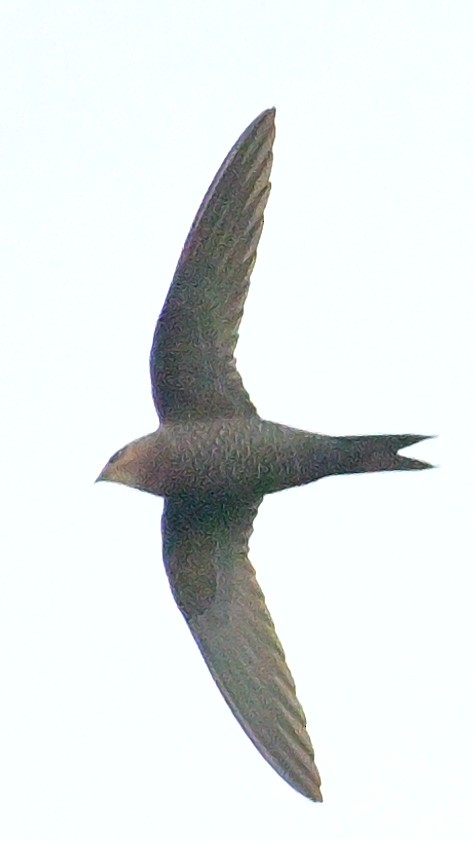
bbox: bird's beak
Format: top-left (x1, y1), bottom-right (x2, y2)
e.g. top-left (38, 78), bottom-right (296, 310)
top-left (95, 465), bottom-right (109, 483)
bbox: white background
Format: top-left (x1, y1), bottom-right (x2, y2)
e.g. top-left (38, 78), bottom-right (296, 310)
top-left (1, 2), bottom-right (470, 839)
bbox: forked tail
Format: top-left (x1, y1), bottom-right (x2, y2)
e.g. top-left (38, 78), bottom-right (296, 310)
top-left (329, 434), bottom-right (434, 476)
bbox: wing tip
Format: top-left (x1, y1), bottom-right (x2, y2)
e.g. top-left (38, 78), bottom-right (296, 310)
top-left (290, 760), bottom-right (323, 803)
top-left (243, 107), bottom-right (276, 144)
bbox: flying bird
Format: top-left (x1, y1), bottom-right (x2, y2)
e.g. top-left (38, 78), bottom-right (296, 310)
top-left (97, 108), bottom-right (432, 802)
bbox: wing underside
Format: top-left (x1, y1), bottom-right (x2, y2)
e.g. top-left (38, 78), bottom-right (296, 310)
top-left (161, 495), bottom-right (322, 801)
top-left (150, 110), bottom-right (275, 422)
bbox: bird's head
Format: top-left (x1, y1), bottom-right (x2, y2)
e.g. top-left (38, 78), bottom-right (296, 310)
top-left (96, 432), bottom-right (165, 496)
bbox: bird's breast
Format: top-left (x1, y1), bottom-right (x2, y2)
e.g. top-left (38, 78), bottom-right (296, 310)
top-left (155, 419), bottom-right (323, 497)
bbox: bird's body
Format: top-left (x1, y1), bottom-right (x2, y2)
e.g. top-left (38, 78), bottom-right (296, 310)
top-left (113, 418), bottom-right (325, 497)
top-left (97, 108), bottom-right (432, 802)
top-left (114, 420), bottom-right (428, 499)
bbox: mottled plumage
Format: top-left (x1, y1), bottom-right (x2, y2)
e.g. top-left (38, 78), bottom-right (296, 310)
top-left (97, 109), bottom-right (432, 801)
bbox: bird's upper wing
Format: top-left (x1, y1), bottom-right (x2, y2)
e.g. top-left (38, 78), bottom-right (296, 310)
top-left (161, 495), bottom-right (322, 802)
top-left (150, 109), bottom-right (275, 422)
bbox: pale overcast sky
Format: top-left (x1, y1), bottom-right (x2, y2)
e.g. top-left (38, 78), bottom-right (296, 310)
top-left (1, 2), bottom-right (471, 839)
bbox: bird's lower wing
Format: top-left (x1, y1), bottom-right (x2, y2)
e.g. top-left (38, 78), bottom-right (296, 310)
top-left (161, 496), bottom-right (322, 801)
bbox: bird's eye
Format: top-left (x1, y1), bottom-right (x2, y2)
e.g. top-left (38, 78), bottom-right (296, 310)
top-left (109, 447), bottom-right (125, 464)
